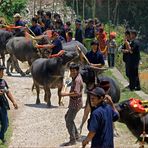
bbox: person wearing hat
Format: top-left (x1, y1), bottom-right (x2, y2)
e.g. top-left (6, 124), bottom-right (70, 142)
top-left (85, 40), bottom-right (105, 68)
top-left (0, 65), bottom-right (18, 143)
top-left (106, 32), bottom-right (117, 68)
top-left (78, 80), bottom-right (110, 134)
top-left (75, 19), bottom-right (83, 43)
top-left (13, 13), bottom-right (25, 26)
top-left (82, 87), bottom-right (119, 148)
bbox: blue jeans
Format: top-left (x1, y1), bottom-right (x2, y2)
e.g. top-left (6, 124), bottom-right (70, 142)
top-left (108, 54), bottom-right (115, 67)
top-left (0, 107), bottom-right (8, 140)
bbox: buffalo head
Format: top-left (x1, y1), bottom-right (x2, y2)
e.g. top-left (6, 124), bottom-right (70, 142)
top-left (80, 65), bottom-right (95, 85)
top-left (80, 65), bottom-right (107, 85)
top-left (116, 99), bottom-right (148, 123)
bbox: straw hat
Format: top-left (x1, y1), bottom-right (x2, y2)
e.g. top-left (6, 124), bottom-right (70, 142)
top-left (13, 13), bottom-right (22, 18)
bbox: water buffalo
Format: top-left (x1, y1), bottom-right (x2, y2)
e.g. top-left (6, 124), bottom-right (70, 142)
top-left (80, 65), bottom-right (120, 103)
top-left (78, 65), bottom-right (120, 134)
top-left (6, 37), bottom-right (40, 76)
top-left (0, 30), bottom-right (13, 66)
top-left (116, 99), bottom-right (148, 143)
top-left (31, 41), bottom-right (87, 106)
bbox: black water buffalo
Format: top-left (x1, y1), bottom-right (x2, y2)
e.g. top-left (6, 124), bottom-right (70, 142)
top-left (116, 99), bottom-right (148, 143)
top-left (80, 65), bottom-right (120, 103)
top-left (0, 30), bottom-right (13, 66)
top-left (76, 65), bottom-right (121, 134)
top-left (6, 37), bottom-right (40, 76)
top-left (31, 41), bottom-right (87, 106)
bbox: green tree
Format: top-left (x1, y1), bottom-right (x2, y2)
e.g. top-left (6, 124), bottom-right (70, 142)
top-left (0, 0), bottom-right (28, 22)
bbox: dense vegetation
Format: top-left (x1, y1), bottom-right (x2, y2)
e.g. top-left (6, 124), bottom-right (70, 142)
top-left (0, 0), bottom-right (28, 21)
top-left (66, 0), bottom-right (148, 43)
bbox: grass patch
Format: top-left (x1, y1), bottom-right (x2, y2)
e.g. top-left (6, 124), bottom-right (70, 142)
top-left (0, 113), bottom-right (12, 148)
top-left (102, 69), bottom-right (143, 102)
top-left (115, 51), bottom-right (148, 94)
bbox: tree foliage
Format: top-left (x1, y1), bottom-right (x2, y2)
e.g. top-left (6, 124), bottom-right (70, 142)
top-left (66, 0), bottom-right (148, 42)
top-left (0, 0), bottom-right (28, 21)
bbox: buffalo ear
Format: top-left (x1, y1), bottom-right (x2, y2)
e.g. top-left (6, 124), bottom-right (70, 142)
top-left (62, 51), bottom-right (77, 65)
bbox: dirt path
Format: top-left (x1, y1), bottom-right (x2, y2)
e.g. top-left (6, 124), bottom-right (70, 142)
top-left (3, 65), bottom-right (141, 148)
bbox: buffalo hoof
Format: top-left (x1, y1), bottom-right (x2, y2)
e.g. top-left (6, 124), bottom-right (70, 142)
top-left (6, 72), bottom-right (12, 76)
top-left (47, 101), bottom-right (51, 107)
top-left (25, 70), bottom-right (30, 75)
top-left (59, 101), bottom-right (64, 106)
top-left (20, 72), bottom-right (26, 77)
top-left (36, 100), bottom-right (40, 104)
top-left (44, 97), bottom-right (47, 103)
top-left (10, 67), bottom-right (14, 73)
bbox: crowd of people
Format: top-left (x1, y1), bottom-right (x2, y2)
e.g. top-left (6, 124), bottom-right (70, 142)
top-left (0, 9), bottom-right (142, 147)
top-left (12, 9), bottom-right (116, 67)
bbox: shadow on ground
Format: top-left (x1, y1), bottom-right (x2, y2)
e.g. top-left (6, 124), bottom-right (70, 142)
top-left (25, 103), bottom-right (59, 109)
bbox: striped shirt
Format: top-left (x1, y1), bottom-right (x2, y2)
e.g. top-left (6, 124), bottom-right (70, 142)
top-left (107, 39), bottom-right (117, 54)
top-left (68, 74), bottom-right (83, 109)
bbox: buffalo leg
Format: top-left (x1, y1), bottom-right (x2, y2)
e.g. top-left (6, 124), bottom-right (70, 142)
top-left (35, 83), bottom-right (40, 104)
top-left (44, 87), bottom-right (51, 107)
top-left (6, 57), bottom-right (12, 76)
top-left (25, 60), bottom-right (32, 75)
top-left (25, 67), bottom-right (31, 75)
top-left (58, 87), bottom-right (64, 106)
top-left (11, 55), bottom-right (25, 76)
top-left (1, 53), bottom-right (5, 67)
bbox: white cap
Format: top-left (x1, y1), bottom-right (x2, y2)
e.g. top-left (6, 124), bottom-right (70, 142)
top-left (13, 13), bottom-right (21, 18)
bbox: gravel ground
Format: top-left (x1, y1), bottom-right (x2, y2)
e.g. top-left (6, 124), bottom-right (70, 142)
top-left (3, 63), bottom-right (143, 148)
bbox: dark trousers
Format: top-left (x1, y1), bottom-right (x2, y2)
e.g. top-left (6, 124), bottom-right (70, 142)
top-left (65, 108), bottom-right (80, 142)
top-left (0, 107), bottom-right (8, 140)
top-left (108, 54), bottom-right (115, 67)
top-left (125, 62), bottom-right (129, 78)
top-left (128, 63), bottom-right (140, 90)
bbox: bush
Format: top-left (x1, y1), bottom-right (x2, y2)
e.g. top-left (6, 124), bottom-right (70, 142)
top-left (0, 0), bottom-right (28, 22)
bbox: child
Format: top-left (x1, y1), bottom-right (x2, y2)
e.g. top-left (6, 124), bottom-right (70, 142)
top-left (0, 65), bottom-right (18, 144)
top-left (107, 32), bottom-right (117, 68)
top-left (61, 63), bottom-right (83, 146)
top-left (82, 87), bottom-right (119, 148)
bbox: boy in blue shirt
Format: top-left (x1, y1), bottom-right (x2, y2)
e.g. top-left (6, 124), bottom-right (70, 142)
top-left (82, 87), bottom-right (119, 148)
